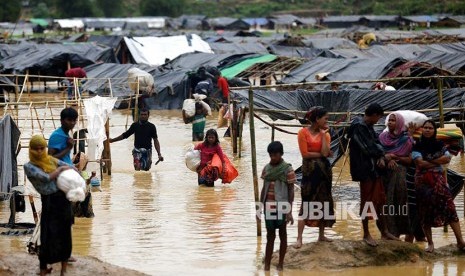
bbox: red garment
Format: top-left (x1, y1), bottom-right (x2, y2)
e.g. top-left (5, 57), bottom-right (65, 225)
top-left (217, 77), bottom-right (229, 98)
top-left (194, 143), bottom-right (225, 167)
top-left (65, 67), bottom-right (87, 79)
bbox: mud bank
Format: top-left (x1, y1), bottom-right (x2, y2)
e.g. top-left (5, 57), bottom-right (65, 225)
top-left (272, 240), bottom-right (465, 270)
top-left (0, 252), bottom-right (147, 275)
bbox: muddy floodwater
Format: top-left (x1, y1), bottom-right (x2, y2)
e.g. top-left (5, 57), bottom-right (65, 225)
top-left (1, 106), bottom-right (465, 276)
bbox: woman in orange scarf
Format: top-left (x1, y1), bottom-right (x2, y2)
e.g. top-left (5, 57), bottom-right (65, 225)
top-left (24, 135), bottom-right (72, 276)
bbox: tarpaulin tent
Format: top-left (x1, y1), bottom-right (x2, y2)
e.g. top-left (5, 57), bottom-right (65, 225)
top-left (220, 54), bottom-right (277, 78)
top-left (232, 88), bottom-right (465, 121)
top-left (0, 42), bottom-right (116, 75)
top-left (209, 42), bottom-right (269, 55)
top-left (122, 34), bottom-right (213, 66)
top-left (0, 115), bottom-right (20, 201)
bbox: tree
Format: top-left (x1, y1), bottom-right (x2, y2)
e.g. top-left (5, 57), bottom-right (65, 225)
top-left (33, 3), bottom-right (51, 18)
top-left (140, 0), bottom-right (186, 17)
top-left (0, 0), bottom-right (21, 22)
top-left (56, 0), bottom-right (101, 17)
top-left (97, 0), bottom-right (123, 17)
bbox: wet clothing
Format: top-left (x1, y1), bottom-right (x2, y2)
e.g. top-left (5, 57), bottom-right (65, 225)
top-left (348, 116), bottom-right (385, 181)
top-left (406, 166), bottom-right (426, 240)
top-left (123, 121), bottom-right (158, 149)
top-left (24, 161), bottom-right (72, 269)
top-left (48, 127), bottom-right (73, 165)
top-left (382, 165), bottom-right (410, 236)
top-left (186, 114), bottom-right (206, 141)
top-left (132, 148), bottom-right (152, 171)
top-left (217, 77), bottom-right (229, 103)
top-left (359, 177), bottom-right (386, 219)
top-left (260, 161), bottom-right (296, 231)
top-left (194, 143), bottom-right (226, 186)
top-left (413, 138), bottom-right (458, 228)
top-left (297, 128), bottom-right (334, 227)
top-left (194, 143), bottom-right (225, 168)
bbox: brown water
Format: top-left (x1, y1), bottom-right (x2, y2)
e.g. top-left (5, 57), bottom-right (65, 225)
top-left (2, 106), bottom-right (465, 275)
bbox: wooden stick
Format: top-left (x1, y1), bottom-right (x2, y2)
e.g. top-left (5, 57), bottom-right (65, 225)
top-left (248, 86), bottom-right (261, 237)
top-left (437, 77), bottom-right (445, 128)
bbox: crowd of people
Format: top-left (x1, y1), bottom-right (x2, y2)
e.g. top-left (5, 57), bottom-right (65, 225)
top-left (260, 103), bottom-right (465, 271)
top-left (22, 100), bottom-right (464, 273)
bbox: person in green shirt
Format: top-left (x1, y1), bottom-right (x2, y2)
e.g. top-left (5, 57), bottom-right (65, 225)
top-left (183, 102), bottom-right (208, 141)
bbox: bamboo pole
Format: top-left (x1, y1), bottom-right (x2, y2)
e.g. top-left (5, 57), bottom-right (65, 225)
top-left (134, 77), bottom-right (140, 122)
top-left (33, 106), bottom-right (42, 132)
top-left (14, 75), bottom-right (18, 115)
top-left (248, 86), bottom-right (261, 237)
top-left (108, 78), bottom-right (113, 97)
top-left (437, 77), bottom-right (445, 128)
top-left (271, 124), bottom-right (275, 142)
top-left (103, 118), bottom-right (112, 175)
top-left (238, 108), bottom-right (246, 158)
top-left (232, 100), bottom-right (238, 154)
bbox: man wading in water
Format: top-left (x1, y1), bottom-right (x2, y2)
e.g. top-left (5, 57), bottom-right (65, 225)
top-left (109, 108), bottom-right (163, 171)
top-left (348, 103), bottom-right (400, 246)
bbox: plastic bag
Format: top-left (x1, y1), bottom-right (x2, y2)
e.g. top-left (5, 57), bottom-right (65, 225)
top-left (218, 106), bottom-right (228, 128)
top-left (185, 149), bottom-right (201, 172)
top-left (128, 68), bottom-right (155, 94)
top-left (183, 99), bottom-right (196, 118)
top-left (223, 104), bottom-right (233, 120)
top-left (56, 169), bottom-right (86, 202)
top-left (221, 155), bottom-right (238, 184)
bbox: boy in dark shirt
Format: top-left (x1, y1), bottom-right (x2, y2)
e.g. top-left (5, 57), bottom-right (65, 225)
top-left (109, 109), bottom-right (163, 171)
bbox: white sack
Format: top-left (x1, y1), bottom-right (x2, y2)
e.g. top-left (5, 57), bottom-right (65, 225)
top-left (185, 150), bottom-right (200, 172)
top-left (128, 68), bottom-right (155, 94)
top-left (57, 169), bottom-right (86, 202)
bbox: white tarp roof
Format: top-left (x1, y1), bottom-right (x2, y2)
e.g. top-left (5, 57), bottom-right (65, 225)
top-left (123, 34), bottom-right (213, 66)
top-left (54, 19), bottom-right (85, 29)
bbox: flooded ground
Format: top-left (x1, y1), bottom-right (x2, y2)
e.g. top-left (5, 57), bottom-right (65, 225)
top-left (1, 104), bottom-right (465, 275)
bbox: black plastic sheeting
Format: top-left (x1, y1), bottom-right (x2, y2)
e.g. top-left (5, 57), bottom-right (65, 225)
top-left (0, 42), bottom-right (116, 75)
top-left (232, 88), bottom-right (465, 121)
top-left (282, 57), bottom-right (405, 88)
top-left (267, 44), bottom-right (342, 59)
top-left (82, 63), bottom-right (156, 98)
top-left (87, 35), bottom-right (124, 50)
top-left (209, 42), bottom-right (269, 55)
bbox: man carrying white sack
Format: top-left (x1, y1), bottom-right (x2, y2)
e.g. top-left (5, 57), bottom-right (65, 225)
top-left (182, 94), bottom-right (211, 142)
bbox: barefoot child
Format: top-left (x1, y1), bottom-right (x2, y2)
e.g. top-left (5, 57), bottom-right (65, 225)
top-left (194, 129), bottom-right (226, 187)
top-left (260, 141), bottom-right (296, 271)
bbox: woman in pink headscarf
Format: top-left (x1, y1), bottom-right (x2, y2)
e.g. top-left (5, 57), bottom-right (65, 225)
top-left (379, 112), bottom-right (416, 239)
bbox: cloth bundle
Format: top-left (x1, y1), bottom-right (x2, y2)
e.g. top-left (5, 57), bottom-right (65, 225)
top-left (56, 169), bottom-right (86, 202)
top-left (185, 149), bottom-right (201, 172)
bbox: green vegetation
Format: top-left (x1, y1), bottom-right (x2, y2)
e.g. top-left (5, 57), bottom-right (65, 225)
top-left (3, 0), bottom-right (465, 22)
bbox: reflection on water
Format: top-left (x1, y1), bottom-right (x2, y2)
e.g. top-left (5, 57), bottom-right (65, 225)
top-left (1, 107), bottom-right (465, 275)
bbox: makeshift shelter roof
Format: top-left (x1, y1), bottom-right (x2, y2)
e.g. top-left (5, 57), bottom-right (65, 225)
top-left (220, 54), bottom-right (277, 78)
top-left (85, 20), bottom-right (125, 30)
top-left (323, 16), bottom-right (362, 23)
top-left (243, 18), bottom-right (269, 26)
top-left (299, 17), bottom-right (317, 26)
top-left (30, 18), bottom-right (50, 27)
top-left (0, 42), bottom-right (116, 75)
top-left (122, 34), bottom-right (213, 66)
top-left (209, 42), bottom-right (269, 55)
top-left (401, 15), bottom-right (439, 23)
top-left (361, 15), bottom-right (398, 22)
top-left (0, 23), bottom-right (34, 36)
top-left (87, 35), bottom-right (123, 49)
top-left (268, 14), bottom-right (301, 25)
top-left (448, 16), bottom-right (465, 24)
top-left (233, 88), bottom-right (465, 121)
top-left (209, 17), bottom-right (250, 30)
top-left (302, 38), bottom-right (357, 49)
top-left (282, 57), bottom-right (404, 88)
top-left (54, 19), bottom-right (84, 29)
top-left (167, 52), bottom-right (240, 70)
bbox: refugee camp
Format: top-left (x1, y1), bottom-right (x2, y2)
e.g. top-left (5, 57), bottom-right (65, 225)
top-left (1, 1), bottom-right (465, 275)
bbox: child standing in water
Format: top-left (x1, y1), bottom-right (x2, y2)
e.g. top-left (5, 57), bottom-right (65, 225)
top-left (260, 141), bottom-right (296, 271)
top-left (194, 129), bottom-right (226, 187)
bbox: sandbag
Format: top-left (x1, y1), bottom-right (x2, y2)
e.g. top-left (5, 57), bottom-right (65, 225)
top-left (56, 169), bottom-right (86, 202)
top-left (218, 106), bottom-right (228, 128)
top-left (185, 149), bottom-right (201, 172)
top-left (128, 68), bottom-right (155, 95)
top-left (221, 156), bottom-right (238, 184)
top-left (385, 110), bottom-right (428, 131)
